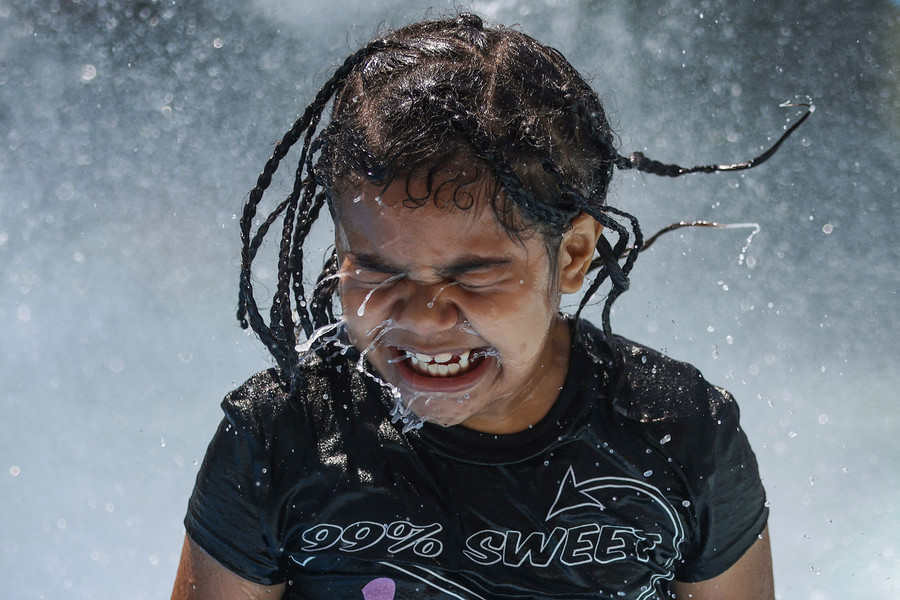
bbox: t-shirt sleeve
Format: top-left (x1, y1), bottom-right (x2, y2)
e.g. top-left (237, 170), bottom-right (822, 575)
top-left (674, 388), bottom-right (769, 582)
top-left (183, 380), bottom-right (286, 585)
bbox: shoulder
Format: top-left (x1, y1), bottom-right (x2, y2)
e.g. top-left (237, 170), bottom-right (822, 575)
top-left (222, 368), bottom-right (289, 415)
top-left (573, 319), bottom-right (734, 423)
top-left (221, 339), bottom-right (387, 445)
top-left (616, 337), bottom-right (733, 422)
top-left (221, 343), bottom-right (353, 426)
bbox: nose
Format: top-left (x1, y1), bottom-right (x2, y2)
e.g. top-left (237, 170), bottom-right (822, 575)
top-left (391, 280), bottom-right (460, 334)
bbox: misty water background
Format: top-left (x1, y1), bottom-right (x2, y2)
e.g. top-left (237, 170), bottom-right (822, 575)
top-left (1, 0), bottom-right (897, 597)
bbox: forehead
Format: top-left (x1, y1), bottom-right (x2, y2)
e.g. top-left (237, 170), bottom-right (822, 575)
top-left (333, 176), bottom-right (546, 266)
top-left (337, 178), bottom-right (499, 244)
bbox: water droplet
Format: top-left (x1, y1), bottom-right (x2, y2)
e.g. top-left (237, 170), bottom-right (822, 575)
top-left (17, 304), bottom-right (31, 322)
top-left (80, 64), bottom-right (97, 82)
top-left (356, 273), bottom-right (404, 316)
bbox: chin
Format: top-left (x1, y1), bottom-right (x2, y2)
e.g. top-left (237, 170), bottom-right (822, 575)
top-left (393, 387), bottom-right (477, 428)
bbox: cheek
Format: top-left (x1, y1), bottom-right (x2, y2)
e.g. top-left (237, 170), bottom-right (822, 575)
top-left (338, 284), bottom-right (361, 315)
top-left (337, 285), bottom-right (371, 337)
top-left (503, 279), bottom-right (558, 321)
top-left (339, 283), bottom-right (397, 331)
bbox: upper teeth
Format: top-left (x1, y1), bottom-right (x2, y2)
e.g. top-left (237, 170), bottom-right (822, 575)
top-left (412, 350), bottom-right (470, 365)
top-left (408, 349), bottom-right (472, 376)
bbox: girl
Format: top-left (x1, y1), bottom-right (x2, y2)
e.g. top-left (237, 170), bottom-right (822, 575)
top-left (174, 13), bottom-right (809, 599)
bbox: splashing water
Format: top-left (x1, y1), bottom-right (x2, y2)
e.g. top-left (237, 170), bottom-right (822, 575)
top-left (364, 318), bottom-right (395, 338)
top-left (427, 281), bottom-right (457, 309)
top-left (293, 321), bottom-right (342, 355)
top-left (460, 320), bottom-right (479, 336)
top-left (717, 222), bottom-right (761, 265)
top-left (387, 389), bottom-right (475, 433)
top-left (355, 319), bottom-right (395, 368)
top-left (353, 331), bottom-right (433, 434)
top-left (389, 396), bottom-right (427, 433)
top-left (471, 347), bottom-right (502, 362)
top-left (337, 318), bottom-right (419, 428)
top-left (356, 273), bottom-right (405, 316)
top-left (317, 272), bottom-right (343, 285)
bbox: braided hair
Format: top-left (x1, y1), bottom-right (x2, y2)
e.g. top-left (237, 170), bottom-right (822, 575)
top-left (237, 13), bottom-right (811, 389)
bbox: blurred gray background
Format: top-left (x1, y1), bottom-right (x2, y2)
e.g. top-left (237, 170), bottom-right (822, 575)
top-left (1, 0), bottom-right (897, 597)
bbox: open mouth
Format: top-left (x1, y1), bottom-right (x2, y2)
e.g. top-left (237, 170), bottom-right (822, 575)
top-left (405, 349), bottom-right (482, 377)
top-left (388, 346), bottom-right (492, 388)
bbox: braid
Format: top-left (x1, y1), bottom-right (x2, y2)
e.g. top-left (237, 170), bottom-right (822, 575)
top-left (290, 189), bottom-right (329, 338)
top-left (614, 101), bottom-right (814, 177)
top-left (568, 101), bottom-right (811, 355)
top-left (237, 39), bottom-right (399, 377)
top-left (310, 249), bottom-right (340, 330)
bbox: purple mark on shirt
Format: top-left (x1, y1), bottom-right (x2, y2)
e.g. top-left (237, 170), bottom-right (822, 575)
top-left (362, 577), bottom-right (396, 600)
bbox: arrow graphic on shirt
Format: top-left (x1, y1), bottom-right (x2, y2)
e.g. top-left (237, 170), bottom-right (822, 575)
top-left (546, 466), bottom-right (681, 526)
top-left (546, 467), bottom-right (609, 519)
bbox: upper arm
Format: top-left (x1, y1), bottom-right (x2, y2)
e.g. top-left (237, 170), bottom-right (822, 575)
top-left (671, 526), bottom-right (774, 600)
top-left (172, 534), bottom-right (286, 600)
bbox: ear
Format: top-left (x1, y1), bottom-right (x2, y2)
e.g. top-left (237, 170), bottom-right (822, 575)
top-left (557, 213), bottom-right (604, 294)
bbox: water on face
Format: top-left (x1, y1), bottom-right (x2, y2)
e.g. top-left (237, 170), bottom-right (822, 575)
top-left (340, 316), bottom-right (503, 433)
top-left (355, 274), bottom-right (406, 317)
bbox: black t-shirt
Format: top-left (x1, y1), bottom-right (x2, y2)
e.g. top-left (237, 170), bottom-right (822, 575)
top-left (185, 319), bottom-right (767, 599)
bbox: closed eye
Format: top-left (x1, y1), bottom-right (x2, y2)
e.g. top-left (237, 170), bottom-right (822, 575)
top-left (348, 269), bottom-right (404, 287)
top-left (455, 279), bottom-right (498, 290)
top-left (453, 272), bottom-right (510, 290)
top-left (340, 254), bottom-right (404, 286)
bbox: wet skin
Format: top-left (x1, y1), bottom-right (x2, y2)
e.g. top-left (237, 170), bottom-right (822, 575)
top-left (334, 176), bottom-right (602, 434)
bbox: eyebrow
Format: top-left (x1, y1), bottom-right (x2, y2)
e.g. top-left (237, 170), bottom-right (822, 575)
top-left (351, 253), bottom-right (513, 278)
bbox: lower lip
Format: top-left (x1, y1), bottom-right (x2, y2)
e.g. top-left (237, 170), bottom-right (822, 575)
top-left (390, 349), bottom-right (493, 393)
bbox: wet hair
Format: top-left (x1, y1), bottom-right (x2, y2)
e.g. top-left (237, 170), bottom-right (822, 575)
top-left (236, 13), bottom-right (811, 386)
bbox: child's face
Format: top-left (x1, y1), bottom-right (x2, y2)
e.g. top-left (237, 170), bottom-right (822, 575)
top-left (334, 174), bottom-right (595, 434)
